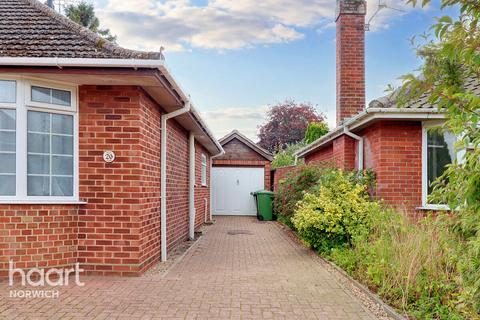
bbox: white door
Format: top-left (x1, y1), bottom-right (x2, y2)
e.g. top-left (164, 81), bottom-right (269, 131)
top-left (212, 167), bottom-right (265, 216)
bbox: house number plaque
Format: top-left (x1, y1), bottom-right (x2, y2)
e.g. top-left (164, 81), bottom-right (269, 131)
top-left (103, 151), bottom-right (115, 163)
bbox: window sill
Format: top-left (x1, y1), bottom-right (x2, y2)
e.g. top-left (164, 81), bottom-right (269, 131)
top-left (0, 200), bottom-right (87, 205)
top-left (416, 205), bottom-right (450, 211)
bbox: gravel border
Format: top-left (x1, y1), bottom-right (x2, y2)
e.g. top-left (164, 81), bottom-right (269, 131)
top-left (274, 221), bottom-right (407, 320)
top-left (143, 225), bottom-right (210, 278)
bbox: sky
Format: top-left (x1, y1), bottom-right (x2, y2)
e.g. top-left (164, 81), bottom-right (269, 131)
top-left (90, 0), bottom-right (454, 141)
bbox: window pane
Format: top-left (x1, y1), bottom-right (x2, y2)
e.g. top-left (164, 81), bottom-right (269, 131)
top-left (0, 109), bottom-right (15, 130)
top-left (28, 154), bottom-right (50, 174)
top-left (31, 86), bottom-right (51, 104)
top-left (28, 111), bottom-right (50, 133)
top-left (0, 175), bottom-right (15, 196)
top-left (0, 80), bottom-right (16, 103)
top-left (27, 133), bottom-right (50, 154)
top-left (27, 176), bottom-right (50, 196)
top-left (0, 153), bottom-right (15, 174)
top-left (52, 114), bottom-right (73, 134)
top-left (52, 135), bottom-right (73, 155)
top-left (52, 177), bottom-right (73, 196)
top-left (427, 129), bottom-right (456, 197)
top-left (0, 131), bottom-right (15, 152)
top-left (27, 111), bottom-right (74, 197)
top-left (32, 86), bottom-right (71, 107)
top-left (52, 89), bottom-right (71, 107)
top-left (52, 156), bottom-right (73, 175)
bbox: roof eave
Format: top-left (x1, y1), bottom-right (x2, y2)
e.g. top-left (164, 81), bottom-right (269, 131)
top-left (295, 108), bottom-right (446, 158)
top-left (0, 57), bottom-right (222, 155)
top-left (219, 130), bottom-right (273, 161)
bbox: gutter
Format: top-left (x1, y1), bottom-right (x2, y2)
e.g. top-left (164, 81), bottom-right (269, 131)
top-left (189, 133), bottom-right (195, 240)
top-left (295, 107), bottom-right (446, 158)
top-left (0, 57), bottom-right (222, 155)
top-left (343, 127), bottom-right (364, 170)
top-left (209, 149), bottom-right (226, 221)
top-left (161, 101), bottom-right (191, 262)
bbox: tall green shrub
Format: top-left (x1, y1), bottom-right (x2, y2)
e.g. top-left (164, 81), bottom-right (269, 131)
top-left (292, 169), bottom-right (380, 253)
top-left (304, 122), bottom-right (329, 144)
top-left (273, 165), bottom-right (323, 223)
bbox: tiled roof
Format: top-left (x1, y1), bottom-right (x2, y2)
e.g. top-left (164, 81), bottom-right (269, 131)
top-left (369, 77), bottom-right (480, 109)
top-left (0, 0), bottom-right (161, 59)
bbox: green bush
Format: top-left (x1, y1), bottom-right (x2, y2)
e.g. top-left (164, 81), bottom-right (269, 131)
top-left (292, 169), bottom-right (380, 253)
top-left (273, 165), bottom-right (323, 225)
top-left (271, 142), bottom-right (306, 169)
top-left (329, 210), bottom-right (477, 319)
top-left (304, 122), bottom-right (329, 144)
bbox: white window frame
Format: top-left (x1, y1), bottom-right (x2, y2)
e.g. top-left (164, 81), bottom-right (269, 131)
top-left (201, 154), bottom-right (207, 187)
top-left (0, 77), bottom-right (79, 204)
top-left (421, 121), bottom-right (461, 210)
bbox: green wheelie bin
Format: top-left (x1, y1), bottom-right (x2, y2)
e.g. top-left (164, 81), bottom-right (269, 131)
top-left (252, 190), bottom-right (274, 221)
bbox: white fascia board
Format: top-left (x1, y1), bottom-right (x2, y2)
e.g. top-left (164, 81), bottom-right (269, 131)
top-left (0, 57), bottom-right (165, 69)
top-left (295, 108), bottom-right (446, 158)
top-left (0, 57), bottom-right (223, 154)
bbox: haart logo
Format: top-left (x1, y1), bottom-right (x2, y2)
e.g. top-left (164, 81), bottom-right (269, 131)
top-left (8, 261), bottom-right (85, 299)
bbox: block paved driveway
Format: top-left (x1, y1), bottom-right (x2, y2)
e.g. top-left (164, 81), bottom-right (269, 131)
top-left (0, 217), bottom-right (378, 319)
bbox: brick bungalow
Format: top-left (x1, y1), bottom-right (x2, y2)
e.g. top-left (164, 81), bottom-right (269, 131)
top-left (211, 130), bottom-right (272, 216)
top-left (295, 0), bottom-right (468, 213)
top-left (0, 0), bottom-right (224, 277)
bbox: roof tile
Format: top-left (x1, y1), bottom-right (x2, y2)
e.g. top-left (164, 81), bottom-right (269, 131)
top-left (0, 0), bottom-right (161, 60)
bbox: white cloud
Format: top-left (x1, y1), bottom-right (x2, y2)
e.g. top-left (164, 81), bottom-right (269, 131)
top-left (94, 0), bottom-right (423, 53)
top-left (200, 106), bottom-right (268, 141)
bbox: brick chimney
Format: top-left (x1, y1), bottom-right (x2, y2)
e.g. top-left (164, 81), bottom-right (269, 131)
top-left (336, 0), bottom-right (367, 125)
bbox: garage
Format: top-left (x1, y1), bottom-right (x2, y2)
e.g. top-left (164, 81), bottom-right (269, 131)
top-left (212, 167), bottom-right (265, 215)
top-left (211, 130), bottom-right (273, 216)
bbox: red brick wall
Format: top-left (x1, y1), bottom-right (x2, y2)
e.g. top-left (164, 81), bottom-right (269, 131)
top-left (366, 121), bottom-right (423, 213)
top-left (78, 85), bottom-right (148, 276)
top-left (213, 159), bottom-right (271, 191)
top-left (305, 137), bottom-right (356, 170)
top-left (272, 166), bottom-right (299, 192)
top-left (165, 119), bottom-right (190, 250)
top-left (194, 142), bottom-right (211, 228)
top-left (305, 144), bottom-right (334, 165)
top-left (0, 205), bottom-right (78, 278)
top-left (138, 92), bottom-right (161, 273)
top-left (0, 85), bottom-right (213, 278)
top-left (336, 1), bottom-right (366, 125)
top-left (304, 120), bottom-right (423, 213)
top-left (215, 138), bottom-right (266, 161)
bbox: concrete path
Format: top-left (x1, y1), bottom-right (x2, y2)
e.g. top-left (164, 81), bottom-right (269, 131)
top-left (0, 216), bottom-right (378, 319)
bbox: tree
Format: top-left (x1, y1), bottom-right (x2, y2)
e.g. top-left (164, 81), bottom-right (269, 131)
top-left (257, 100), bottom-right (325, 153)
top-left (400, 0), bottom-right (480, 314)
top-left (271, 142), bottom-right (306, 169)
top-left (304, 122), bottom-right (329, 144)
top-left (65, 2), bottom-right (117, 43)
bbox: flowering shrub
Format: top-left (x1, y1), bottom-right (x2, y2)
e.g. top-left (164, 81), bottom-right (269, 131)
top-left (273, 165), bottom-right (323, 227)
top-left (292, 169), bottom-right (380, 253)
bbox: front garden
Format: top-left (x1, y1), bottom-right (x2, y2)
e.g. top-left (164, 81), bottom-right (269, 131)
top-left (274, 166), bottom-right (480, 319)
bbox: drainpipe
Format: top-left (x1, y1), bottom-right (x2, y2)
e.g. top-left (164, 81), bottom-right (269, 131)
top-left (161, 101), bottom-right (191, 262)
top-left (188, 133), bottom-right (196, 240)
top-left (209, 150), bottom-right (225, 221)
top-left (343, 127), bottom-right (364, 170)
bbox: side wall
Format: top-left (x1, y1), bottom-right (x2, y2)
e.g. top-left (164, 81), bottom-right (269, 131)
top-left (305, 120), bottom-right (423, 213)
top-left (272, 166), bottom-right (298, 192)
top-left (0, 85), bottom-right (212, 277)
top-left (362, 121), bottom-right (422, 213)
top-left (195, 143), bottom-right (211, 228)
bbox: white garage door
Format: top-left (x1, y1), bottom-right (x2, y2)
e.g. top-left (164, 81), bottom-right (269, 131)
top-left (212, 167), bottom-right (265, 216)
